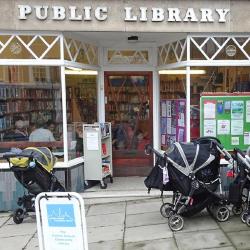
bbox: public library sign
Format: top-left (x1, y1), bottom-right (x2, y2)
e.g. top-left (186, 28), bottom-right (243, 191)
top-left (0, 0), bottom-right (248, 32)
top-left (18, 5), bottom-right (230, 23)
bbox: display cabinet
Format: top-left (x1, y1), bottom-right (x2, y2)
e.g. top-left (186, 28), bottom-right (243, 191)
top-left (83, 122), bottom-right (113, 189)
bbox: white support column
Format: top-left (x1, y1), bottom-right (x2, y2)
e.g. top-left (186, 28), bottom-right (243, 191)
top-left (186, 66), bottom-right (191, 142)
top-left (60, 35), bottom-right (69, 163)
top-left (153, 69), bottom-right (160, 149)
top-left (152, 46), bottom-right (160, 150)
top-left (98, 47), bottom-right (105, 122)
top-left (186, 35), bottom-right (191, 142)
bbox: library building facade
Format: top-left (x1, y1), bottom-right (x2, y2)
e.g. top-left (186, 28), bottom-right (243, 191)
top-left (1, 0), bottom-right (250, 185)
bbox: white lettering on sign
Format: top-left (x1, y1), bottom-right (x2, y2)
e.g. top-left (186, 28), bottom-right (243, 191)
top-left (17, 5), bottom-right (230, 23)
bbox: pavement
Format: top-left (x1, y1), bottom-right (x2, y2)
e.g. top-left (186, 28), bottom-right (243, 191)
top-left (1, 177), bottom-right (250, 250)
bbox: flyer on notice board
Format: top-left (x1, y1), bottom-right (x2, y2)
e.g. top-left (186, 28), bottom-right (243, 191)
top-left (204, 119), bottom-right (216, 137)
top-left (204, 100), bottom-right (216, 119)
top-left (231, 101), bottom-right (244, 120)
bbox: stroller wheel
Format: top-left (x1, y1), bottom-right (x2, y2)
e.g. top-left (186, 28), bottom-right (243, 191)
top-left (215, 206), bottom-right (230, 222)
top-left (246, 215), bottom-right (250, 226)
top-left (13, 208), bottom-right (24, 224)
top-left (241, 211), bottom-right (248, 223)
top-left (160, 203), bottom-right (174, 218)
top-left (168, 214), bottom-right (184, 231)
top-left (232, 205), bottom-right (243, 215)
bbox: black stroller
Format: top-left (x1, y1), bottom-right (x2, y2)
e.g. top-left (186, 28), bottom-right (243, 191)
top-left (228, 147), bottom-right (250, 225)
top-left (3, 147), bottom-right (65, 224)
top-left (144, 137), bottom-right (233, 231)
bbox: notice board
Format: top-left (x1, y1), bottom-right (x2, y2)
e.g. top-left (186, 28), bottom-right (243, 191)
top-left (200, 94), bottom-right (250, 151)
top-left (161, 99), bottom-right (186, 148)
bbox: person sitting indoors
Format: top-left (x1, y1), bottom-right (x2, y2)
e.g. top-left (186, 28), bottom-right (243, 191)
top-left (4, 119), bottom-right (29, 141)
top-left (29, 119), bottom-right (55, 142)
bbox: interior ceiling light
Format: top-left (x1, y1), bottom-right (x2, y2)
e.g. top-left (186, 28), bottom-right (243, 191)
top-left (65, 68), bottom-right (98, 75)
top-left (159, 69), bottom-right (206, 75)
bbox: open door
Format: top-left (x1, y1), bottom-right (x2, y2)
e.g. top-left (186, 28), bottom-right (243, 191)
top-left (105, 72), bottom-right (153, 176)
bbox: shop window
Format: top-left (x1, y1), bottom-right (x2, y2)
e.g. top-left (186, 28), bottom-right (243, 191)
top-left (0, 66), bottom-right (63, 157)
top-left (108, 50), bottom-right (149, 64)
top-left (158, 39), bottom-right (187, 66)
top-left (214, 39), bottom-right (247, 60)
top-left (160, 73), bottom-right (186, 150)
top-left (66, 74), bottom-right (97, 159)
top-left (64, 38), bottom-right (98, 65)
top-left (0, 35), bottom-right (60, 60)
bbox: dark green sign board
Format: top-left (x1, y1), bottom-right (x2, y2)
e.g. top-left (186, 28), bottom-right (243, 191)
top-left (200, 95), bottom-right (250, 151)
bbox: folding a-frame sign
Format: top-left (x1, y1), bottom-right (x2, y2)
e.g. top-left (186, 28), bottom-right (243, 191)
top-left (35, 192), bottom-right (88, 250)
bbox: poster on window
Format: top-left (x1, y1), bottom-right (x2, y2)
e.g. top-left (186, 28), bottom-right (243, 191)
top-left (231, 101), bottom-right (244, 120)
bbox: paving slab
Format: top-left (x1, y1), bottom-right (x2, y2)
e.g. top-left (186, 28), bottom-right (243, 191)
top-left (87, 202), bottom-right (126, 216)
top-left (0, 235), bottom-right (32, 250)
top-left (87, 212), bottom-right (125, 228)
top-left (126, 211), bottom-right (166, 228)
top-left (88, 224), bottom-right (124, 243)
top-left (175, 229), bottom-right (232, 250)
top-left (218, 216), bottom-right (249, 233)
top-left (125, 238), bottom-right (178, 250)
top-left (227, 230), bottom-right (250, 250)
top-left (126, 199), bottom-right (162, 215)
top-left (202, 247), bottom-right (236, 250)
top-left (0, 212), bottom-right (12, 218)
top-left (124, 223), bottom-right (173, 243)
top-left (0, 222), bottom-right (36, 238)
top-left (180, 215), bottom-right (219, 232)
top-left (0, 216), bottom-right (10, 227)
top-left (89, 240), bottom-right (123, 250)
top-left (24, 236), bottom-right (39, 250)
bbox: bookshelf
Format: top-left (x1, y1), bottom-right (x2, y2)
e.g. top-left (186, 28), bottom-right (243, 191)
top-left (83, 122), bottom-right (113, 189)
top-left (0, 83), bottom-right (62, 140)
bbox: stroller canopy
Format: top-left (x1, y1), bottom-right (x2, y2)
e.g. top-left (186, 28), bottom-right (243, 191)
top-left (166, 142), bottom-right (216, 177)
top-left (10, 147), bottom-right (55, 173)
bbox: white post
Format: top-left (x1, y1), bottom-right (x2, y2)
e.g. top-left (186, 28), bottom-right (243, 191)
top-left (98, 47), bottom-right (105, 122)
top-left (153, 70), bottom-right (160, 149)
top-left (186, 66), bottom-right (191, 142)
top-left (152, 47), bottom-right (160, 150)
top-left (60, 35), bottom-right (69, 163)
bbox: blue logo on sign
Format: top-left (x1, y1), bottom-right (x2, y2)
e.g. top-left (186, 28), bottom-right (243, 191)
top-left (47, 204), bottom-right (76, 227)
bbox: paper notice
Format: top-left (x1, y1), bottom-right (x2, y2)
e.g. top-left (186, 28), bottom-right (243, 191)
top-left (161, 101), bottom-right (167, 117)
top-left (204, 120), bottom-right (216, 137)
top-left (204, 100), bottom-right (216, 119)
top-left (231, 137), bottom-right (240, 145)
top-left (161, 135), bottom-right (166, 145)
top-left (166, 101), bottom-right (171, 117)
top-left (86, 132), bottom-right (99, 150)
top-left (217, 120), bottom-right (230, 135)
top-left (167, 118), bottom-right (172, 134)
top-left (244, 132), bottom-right (250, 145)
top-left (246, 101), bottom-right (250, 122)
top-left (231, 101), bottom-right (244, 120)
top-left (231, 120), bottom-right (244, 135)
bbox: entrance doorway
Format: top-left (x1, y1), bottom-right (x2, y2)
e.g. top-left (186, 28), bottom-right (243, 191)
top-left (105, 72), bottom-right (153, 176)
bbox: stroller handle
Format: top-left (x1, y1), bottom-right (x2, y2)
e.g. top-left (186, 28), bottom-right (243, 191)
top-left (144, 144), bottom-right (165, 159)
top-left (234, 148), bottom-right (250, 171)
top-left (3, 153), bottom-right (34, 160)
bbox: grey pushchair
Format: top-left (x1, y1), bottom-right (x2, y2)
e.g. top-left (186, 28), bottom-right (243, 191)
top-left (144, 137), bottom-right (233, 231)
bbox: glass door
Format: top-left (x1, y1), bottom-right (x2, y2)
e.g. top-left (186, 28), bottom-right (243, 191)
top-left (105, 72), bottom-right (153, 176)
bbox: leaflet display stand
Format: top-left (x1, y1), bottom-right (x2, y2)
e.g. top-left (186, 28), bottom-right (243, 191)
top-left (83, 123), bottom-right (113, 189)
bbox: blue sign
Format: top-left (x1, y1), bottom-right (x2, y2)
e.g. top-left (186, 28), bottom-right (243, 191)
top-left (47, 204), bottom-right (76, 227)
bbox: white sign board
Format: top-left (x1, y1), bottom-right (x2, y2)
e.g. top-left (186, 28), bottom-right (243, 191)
top-left (35, 192), bottom-right (88, 250)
